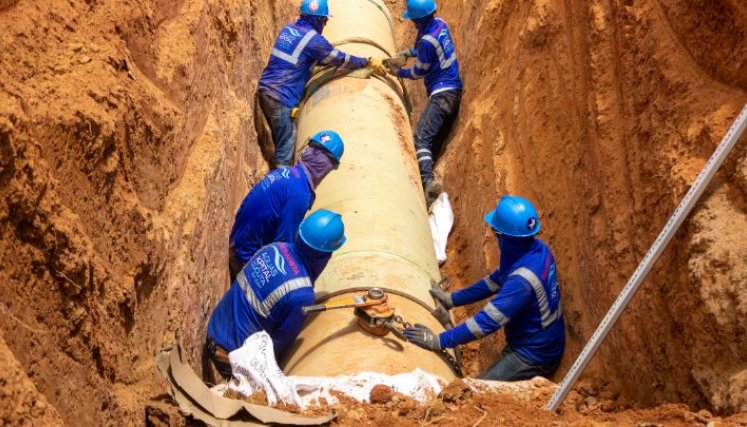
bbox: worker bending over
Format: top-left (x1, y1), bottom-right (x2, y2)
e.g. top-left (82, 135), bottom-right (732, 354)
top-left (229, 130), bottom-right (343, 279)
top-left (404, 196), bottom-right (565, 381)
top-left (257, 0), bottom-right (385, 167)
top-left (390, 0), bottom-right (462, 205)
top-left (207, 209), bottom-right (346, 379)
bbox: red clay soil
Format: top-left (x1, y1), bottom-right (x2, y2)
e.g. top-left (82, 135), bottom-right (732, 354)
top-left (428, 0), bottom-right (747, 415)
top-left (1, 0), bottom-right (747, 425)
top-left (0, 0), bottom-right (290, 424)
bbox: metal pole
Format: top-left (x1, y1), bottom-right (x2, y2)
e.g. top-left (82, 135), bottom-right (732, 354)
top-left (546, 102), bottom-right (747, 411)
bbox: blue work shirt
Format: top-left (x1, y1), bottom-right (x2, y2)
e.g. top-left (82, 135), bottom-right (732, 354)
top-left (440, 239), bottom-right (565, 365)
top-left (207, 242), bottom-right (316, 357)
top-left (398, 17), bottom-right (462, 96)
top-left (258, 17), bottom-right (368, 108)
top-left (229, 165), bottom-right (314, 268)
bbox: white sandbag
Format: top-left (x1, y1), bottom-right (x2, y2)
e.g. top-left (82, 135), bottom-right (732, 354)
top-left (224, 332), bottom-right (444, 409)
top-left (227, 332), bottom-right (303, 407)
top-left (428, 192), bottom-right (454, 264)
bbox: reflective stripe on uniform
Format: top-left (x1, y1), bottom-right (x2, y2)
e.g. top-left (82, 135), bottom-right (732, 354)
top-left (465, 317), bottom-right (485, 338)
top-left (263, 277), bottom-right (312, 312)
top-left (483, 302), bottom-right (509, 326)
top-left (237, 272), bottom-right (312, 318)
top-left (484, 275), bottom-right (500, 292)
top-left (236, 271), bottom-right (269, 317)
top-left (414, 60), bottom-right (431, 71)
top-left (421, 34), bottom-right (457, 70)
top-left (323, 48), bottom-right (340, 64)
top-left (271, 30), bottom-right (318, 65)
top-left (510, 267), bottom-right (562, 328)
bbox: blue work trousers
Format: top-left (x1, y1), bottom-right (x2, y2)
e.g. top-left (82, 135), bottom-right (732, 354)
top-left (414, 89), bottom-right (462, 184)
top-left (258, 90), bottom-right (296, 167)
top-left (478, 346), bottom-right (559, 382)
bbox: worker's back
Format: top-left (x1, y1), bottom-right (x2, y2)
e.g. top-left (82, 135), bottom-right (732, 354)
top-left (229, 165), bottom-right (314, 267)
top-left (208, 241), bottom-right (315, 356)
top-left (502, 239), bottom-right (565, 365)
top-left (417, 17), bottom-right (462, 96)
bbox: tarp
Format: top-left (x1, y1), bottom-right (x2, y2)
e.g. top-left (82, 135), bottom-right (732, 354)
top-left (155, 343), bottom-right (336, 426)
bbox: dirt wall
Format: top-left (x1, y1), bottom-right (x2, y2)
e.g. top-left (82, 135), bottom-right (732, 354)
top-left (0, 0), bottom-right (291, 424)
top-left (429, 0), bottom-right (747, 414)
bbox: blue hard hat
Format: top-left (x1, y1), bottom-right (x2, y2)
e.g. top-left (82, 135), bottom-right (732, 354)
top-left (300, 0), bottom-right (332, 17)
top-left (484, 196), bottom-right (541, 237)
top-left (309, 130), bottom-right (344, 163)
top-left (402, 0), bottom-right (437, 19)
top-left (298, 209), bottom-right (347, 252)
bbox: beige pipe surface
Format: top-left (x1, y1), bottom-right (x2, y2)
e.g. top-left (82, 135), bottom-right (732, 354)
top-left (283, 0), bottom-right (456, 379)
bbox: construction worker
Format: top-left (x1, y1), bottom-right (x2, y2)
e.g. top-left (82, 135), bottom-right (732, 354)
top-left (206, 209), bottom-right (346, 379)
top-left (228, 130), bottom-right (344, 280)
top-left (404, 196), bottom-right (565, 381)
top-left (389, 0), bottom-right (462, 205)
top-left (257, 0), bottom-right (386, 167)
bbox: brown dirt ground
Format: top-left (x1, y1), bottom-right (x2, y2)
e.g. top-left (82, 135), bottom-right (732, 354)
top-left (1, 0), bottom-right (746, 425)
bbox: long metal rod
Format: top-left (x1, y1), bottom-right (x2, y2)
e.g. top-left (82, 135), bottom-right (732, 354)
top-left (546, 102), bottom-right (747, 411)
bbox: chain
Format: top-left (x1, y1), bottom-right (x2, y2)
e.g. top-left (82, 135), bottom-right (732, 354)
top-left (378, 312), bottom-right (463, 377)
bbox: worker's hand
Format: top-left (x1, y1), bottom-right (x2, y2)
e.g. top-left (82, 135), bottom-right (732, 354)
top-left (429, 287), bottom-right (454, 309)
top-left (403, 323), bottom-right (441, 351)
top-left (398, 48), bottom-right (416, 59)
top-left (367, 57), bottom-right (387, 76)
top-left (386, 61), bottom-right (401, 77)
top-left (387, 53), bottom-right (409, 69)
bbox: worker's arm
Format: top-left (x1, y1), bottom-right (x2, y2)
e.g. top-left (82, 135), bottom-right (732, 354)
top-left (397, 40), bottom-right (433, 80)
top-left (306, 34), bottom-right (367, 70)
top-left (449, 270), bottom-right (503, 307)
top-left (275, 195), bottom-right (311, 244)
top-left (271, 288), bottom-right (315, 358)
top-left (438, 276), bottom-right (533, 349)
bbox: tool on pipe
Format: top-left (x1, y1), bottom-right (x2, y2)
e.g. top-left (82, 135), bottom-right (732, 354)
top-left (546, 102), bottom-right (747, 411)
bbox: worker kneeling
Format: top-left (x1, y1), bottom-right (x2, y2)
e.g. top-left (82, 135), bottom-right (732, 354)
top-left (207, 209), bottom-right (346, 380)
top-left (228, 131), bottom-right (344, 280)
top-left (404, 196), bottom-right (565, 381)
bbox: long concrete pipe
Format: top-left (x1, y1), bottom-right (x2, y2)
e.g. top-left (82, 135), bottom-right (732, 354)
top-left (282, 0), bottom-right (457, 380)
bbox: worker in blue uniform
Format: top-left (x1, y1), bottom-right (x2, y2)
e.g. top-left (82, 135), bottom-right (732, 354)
top-left (404, 196), bottom-right (565, 381)
top-left (390, 0), bottom-right (462, 205)
top-left (207, 209), bottom-right (346, 379)
top-left (228, 130), bottom-right (344, 280)
top-left (257, 0), bottom-right (386, 167)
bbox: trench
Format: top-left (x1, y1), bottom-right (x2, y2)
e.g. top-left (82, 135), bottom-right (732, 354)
top-left (0, 0), bottom-right (746, 425)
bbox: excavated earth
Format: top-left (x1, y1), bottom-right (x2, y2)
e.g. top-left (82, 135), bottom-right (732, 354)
top-left (0, 0), bottom-right (746, 425)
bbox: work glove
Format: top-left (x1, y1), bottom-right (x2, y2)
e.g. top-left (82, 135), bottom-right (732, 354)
top-left (403, 323), bottom-right (441, 351)
top-left (398, 47), bottom-right (417, 59)
top-left (387, 53), bottom-right (409, 68)
top-left (367, 57), bottom-right (387, 76)
top-left (429, 287), bottom-right (454, 309)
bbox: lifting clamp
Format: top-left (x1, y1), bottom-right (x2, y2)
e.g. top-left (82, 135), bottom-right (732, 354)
top-left (301, 288), bottom-right (404, 338)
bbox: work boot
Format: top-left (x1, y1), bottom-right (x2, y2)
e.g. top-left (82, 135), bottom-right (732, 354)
top-left (423, 179), bottom-right (443, 207)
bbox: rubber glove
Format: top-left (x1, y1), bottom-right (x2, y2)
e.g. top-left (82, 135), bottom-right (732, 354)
top-left (367, 57), bottom-right (387, 76)
top-left (403, 323), bottom-right (441, 351)
top-left (429, 287), bottom-right (454, 309)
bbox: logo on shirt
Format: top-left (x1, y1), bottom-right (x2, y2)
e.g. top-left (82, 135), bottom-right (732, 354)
top-left (527, 217), bottom-right (537, 231)
top-left (272, 246), bottom-right (288, 275)
top-left (261, 167), bottom-right (292, 190)
top-left (287, 27), bottom-right (301, 38)
top-left (309, 0), bottom-right (319, 12)
top-left (251, 251), bottom-right (280, 287)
